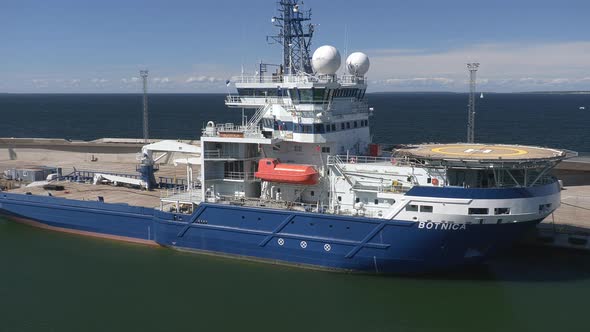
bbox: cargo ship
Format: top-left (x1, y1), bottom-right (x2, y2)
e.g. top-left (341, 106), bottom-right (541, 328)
top-left (0, 0), bottom-right (574, 274)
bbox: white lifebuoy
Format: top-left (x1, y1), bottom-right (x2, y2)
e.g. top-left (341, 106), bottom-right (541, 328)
top-left (350, 157), bottom-right (357, 164)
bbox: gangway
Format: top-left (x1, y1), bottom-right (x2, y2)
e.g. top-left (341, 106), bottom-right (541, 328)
top-left (93, 173), bottom-right (147, 189)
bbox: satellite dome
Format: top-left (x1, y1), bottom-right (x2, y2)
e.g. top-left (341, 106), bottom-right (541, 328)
top-left (312, 45), bottom-right (341, 75)
top-left (346, 52), bottom-right (370, 76)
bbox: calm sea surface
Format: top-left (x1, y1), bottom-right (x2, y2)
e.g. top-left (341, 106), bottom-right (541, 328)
top-left (0, 93), bottom-right (589, 331)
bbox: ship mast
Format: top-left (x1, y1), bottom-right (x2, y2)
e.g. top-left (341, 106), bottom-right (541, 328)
top-left (267, 0), bottom-right (314, 75)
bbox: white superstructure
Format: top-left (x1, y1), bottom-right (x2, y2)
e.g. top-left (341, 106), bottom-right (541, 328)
top-left (149, 0), bottom-right (572, 229)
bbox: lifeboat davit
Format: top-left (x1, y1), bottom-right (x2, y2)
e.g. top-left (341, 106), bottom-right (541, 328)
top-left (255, 158), bottom-right (319, 185)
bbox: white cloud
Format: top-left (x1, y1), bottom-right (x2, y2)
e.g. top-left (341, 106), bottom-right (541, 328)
top-left (121, 77), bottom-right (140, 84)
top-left (377, 77), bottom-right (455, 86)
top-left (152, 77), bottom-right (172, 84)
top-left (29, 78), bottom-right (81, 89)
top-left (368, 41), bottom-right (590, 91)
top-left (185, 75), bottom-right (223, 83)
top-left (31, 79), bottom-right (50, 88)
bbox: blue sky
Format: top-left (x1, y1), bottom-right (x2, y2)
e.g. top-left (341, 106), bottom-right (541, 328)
top-left (1, 0), bottom-right (589, 92)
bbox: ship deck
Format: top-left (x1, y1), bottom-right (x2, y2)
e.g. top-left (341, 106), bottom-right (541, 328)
top-left (395, 143), bottom-right (567, 162)
top-left (7, 181), bottom-right (163, 208)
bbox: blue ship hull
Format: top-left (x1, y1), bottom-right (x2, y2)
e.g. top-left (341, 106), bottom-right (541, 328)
top-left (0, 191), bottom-right (542, 274)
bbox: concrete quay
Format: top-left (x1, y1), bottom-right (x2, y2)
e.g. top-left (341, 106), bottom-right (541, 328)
top-left (0, 137), bottom-right (200, 179)
top-left (530, 156), bottom-right (590, 250)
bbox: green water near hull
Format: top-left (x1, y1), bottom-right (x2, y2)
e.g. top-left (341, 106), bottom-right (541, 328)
top-left (1, 216), bottom-right (589, 332)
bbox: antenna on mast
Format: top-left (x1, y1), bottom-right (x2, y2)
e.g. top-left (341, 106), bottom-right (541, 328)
top-left (267, 0), bottom-right (314, 75)
top-left (140, 69), bottom-right (149, 143)
top-left (343, 24), bottom-right (349, 75)
top-left (466, 63), bottom-right (479, 143)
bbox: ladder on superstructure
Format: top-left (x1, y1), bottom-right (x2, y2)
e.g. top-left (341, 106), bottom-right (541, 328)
top-left (245, 104), bottom-right (270, 132)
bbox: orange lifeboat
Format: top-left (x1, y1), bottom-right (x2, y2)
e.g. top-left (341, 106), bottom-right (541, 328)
top-left (255, 158), bottom-right (319, 185)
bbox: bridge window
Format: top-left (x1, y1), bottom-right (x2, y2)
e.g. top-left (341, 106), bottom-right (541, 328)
top-left (289, 88), bottom-right (299, 103)
top-left (420, 205), bottom-right (433, 213)
top-left (294, 145), bottom-right (302, 152)
top-left (325, 124), bottom-right (331, 132)
top-left (314, 123), bottom-right (325, 133)
top-left (359, 89), bottom-right (366, 99)
top-left (406, 205), bottom-right (419, 212)
top-left (346, 122), bottom-right (351, 129)
top-left (299, 89), bottom-right (313, 103)
top-left (331, 124), bottom-right (336, 131)
top-left (354, 121), bottom-right (358, 128)
top-left (468, 208), bottom-right (489, 215)
top-left (321, 147), bottom-right (330, 153)
top-left (313, 88), bottom-right (326, 103)
top-left (295, 124), bottom-right (313, 133)
top-left (494, 208), bottom-right (510, 215)
top-left (341, 123), bottom-right (345, 130)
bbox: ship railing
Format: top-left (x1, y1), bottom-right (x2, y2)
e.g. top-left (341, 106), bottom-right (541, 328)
top-left (225, 95), bottom-right (292, 106)
top-left (201, 122), bottom-right (264, 138)
top-left (63, 169), bottom-right (141, 182)
top-left (332, 154), bottom-right (431, 168)
top-left (233, 74), bottom-right (368, 85)
top-left (225, 95), bottom-right (243, 104)
top-left (157, 177), bottom-right (188, 189)
top-left (222, 171), bottom-right (257, 181)
top-left (208, 194), bottom-right (328, 213)
top-left (160, 186), bottom-right (203, 203)
top-left (203, 150), bottom-right (243, 159)
top-left (233, 75), bottom-right (285, 84)
top-left (338, 75), bottom-right (366, 85)
top-left (330, 155), bottom-right (395, 165)
top-left (233, 74), bottom-right (318, 84)
top-left (207, 194), bottom-right (391, 219)
top-left (352, 181), bottom-right (409, 194)
top-left (62, 169), bottom-right (190, 189)
top-left (332, 208), bottom-right (387, 219)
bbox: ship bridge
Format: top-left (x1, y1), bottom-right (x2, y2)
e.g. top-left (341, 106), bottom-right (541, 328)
top-left (225, 73), bottom-right (367, 109)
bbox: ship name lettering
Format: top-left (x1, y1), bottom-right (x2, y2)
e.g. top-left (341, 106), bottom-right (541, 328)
top-left (195, 219), bottom-right (208, 224)
top-left (418, 221), bottom-right (466, 231)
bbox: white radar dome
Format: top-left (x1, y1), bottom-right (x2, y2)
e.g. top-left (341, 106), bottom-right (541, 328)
top-left (346, 52), bottom-right (370, 76)
top-left (312, 45), bottom-right (341, 75)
